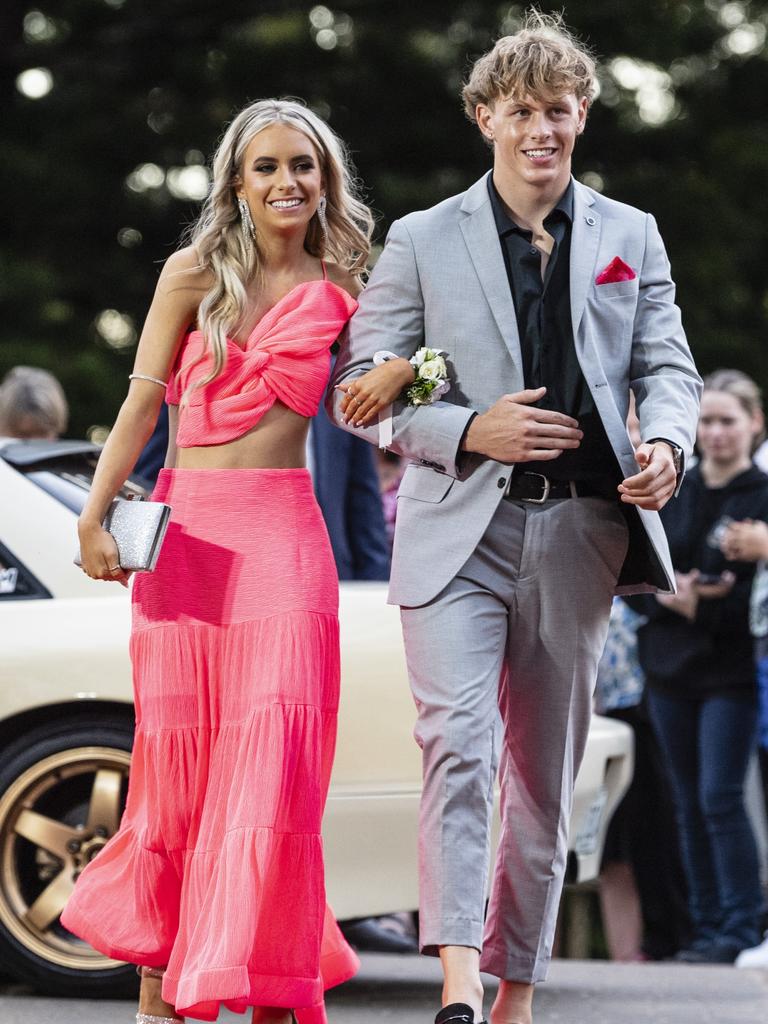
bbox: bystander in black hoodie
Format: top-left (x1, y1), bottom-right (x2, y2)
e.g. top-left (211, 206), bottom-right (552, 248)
top-left (634, 462), bottom-right (768, 698)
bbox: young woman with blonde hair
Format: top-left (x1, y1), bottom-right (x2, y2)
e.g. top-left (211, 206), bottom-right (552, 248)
top-left (636, 369), bottom-right (768, 964)
top-left (62, 98), bottom-right (402, 1024)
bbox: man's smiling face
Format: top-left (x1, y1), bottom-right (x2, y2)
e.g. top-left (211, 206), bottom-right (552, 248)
top-left (477, 91), bottom-right (587, 197)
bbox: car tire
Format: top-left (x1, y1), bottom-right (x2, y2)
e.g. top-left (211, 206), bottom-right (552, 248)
top-left (0, 715), bottom-right (138, 998)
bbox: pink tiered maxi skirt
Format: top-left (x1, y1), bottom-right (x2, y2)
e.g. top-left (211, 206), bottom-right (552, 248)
top-left (62, 469), bottom-right (359, 1022)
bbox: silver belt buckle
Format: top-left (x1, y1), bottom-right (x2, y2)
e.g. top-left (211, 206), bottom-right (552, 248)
top-left (521, 472), bottom-right (551, 504)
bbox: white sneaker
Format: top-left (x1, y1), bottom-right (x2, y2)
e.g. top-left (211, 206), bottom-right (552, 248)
top-left (735, 934), bottom-right (768, 968)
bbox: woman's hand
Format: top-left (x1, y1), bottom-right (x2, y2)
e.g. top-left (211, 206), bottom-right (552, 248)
top-left (656, 570), bottom-right (701, 621)
top-left (695, 570), bottom-right (736, 600)
top-left (657, 568), bottom-right (736, 620)
top-left (721, 519), bottom-right (768, 562)
top-left (77, 519), bottom-right (132, 587)
top-left (337, 358), bottom-right (415, 426)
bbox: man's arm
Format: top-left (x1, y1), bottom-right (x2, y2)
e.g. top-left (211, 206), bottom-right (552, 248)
top-left (328, 219), bottom-right (583, 477)
top-left (328, 218), bottom-right (476, 478)
top-left (620, 213), bottom-right (703, 510)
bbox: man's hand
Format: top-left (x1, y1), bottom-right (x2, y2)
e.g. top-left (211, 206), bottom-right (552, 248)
top-left (721, 519), bottom-right (768, 562)
top-left (462, 387), bottom-right (582, 463)
top-left (618, 441), bottom-right (677, 511)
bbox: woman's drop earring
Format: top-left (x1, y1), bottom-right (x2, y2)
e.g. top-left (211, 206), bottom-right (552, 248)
top-left (238, 197), bottom-right (256, 253)
top-left (317, 195), bottom-right (328, 237)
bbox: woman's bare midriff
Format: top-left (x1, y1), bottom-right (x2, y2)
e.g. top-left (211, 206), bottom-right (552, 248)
top-left (172, 401), bottom-right (311, 470)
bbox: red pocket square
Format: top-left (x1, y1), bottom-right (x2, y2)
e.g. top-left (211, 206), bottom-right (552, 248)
top-left (596, 257), bottom-right (636, 285)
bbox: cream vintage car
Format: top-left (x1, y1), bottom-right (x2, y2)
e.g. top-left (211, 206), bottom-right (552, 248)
top-left (0, 439), bottom-right (633, 996)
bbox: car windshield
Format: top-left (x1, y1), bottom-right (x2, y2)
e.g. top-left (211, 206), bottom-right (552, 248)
top-left (12, 453), bottom-right (147, 514)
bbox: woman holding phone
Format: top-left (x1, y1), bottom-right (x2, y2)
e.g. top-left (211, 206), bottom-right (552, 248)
top-left (634, 369), bottom-right (768, 964)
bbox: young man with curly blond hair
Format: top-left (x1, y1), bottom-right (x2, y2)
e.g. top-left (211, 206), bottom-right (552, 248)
top-left (330, 12), bottom-right (701, 1023)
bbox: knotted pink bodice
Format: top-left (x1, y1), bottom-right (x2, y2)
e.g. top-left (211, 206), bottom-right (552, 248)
top-left (166, 276), bottom-right (358, 447)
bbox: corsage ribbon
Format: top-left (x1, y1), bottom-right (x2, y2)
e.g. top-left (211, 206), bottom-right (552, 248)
top-left (372, 349), bottom-right (399, 448)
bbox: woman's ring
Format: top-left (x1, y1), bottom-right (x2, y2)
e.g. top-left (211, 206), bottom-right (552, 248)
top-left (108, 565), bottom-right (121, 573)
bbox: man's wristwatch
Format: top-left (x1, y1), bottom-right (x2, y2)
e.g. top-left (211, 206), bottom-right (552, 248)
top-left (648, 438), bottom-right (683, 480)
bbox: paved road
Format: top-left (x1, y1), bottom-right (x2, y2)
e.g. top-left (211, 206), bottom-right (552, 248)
top-left (1, 955), bottom-right (767, 1023)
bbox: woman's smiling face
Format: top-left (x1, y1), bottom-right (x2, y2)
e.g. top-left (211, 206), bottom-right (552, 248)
top-left (236, 123), bottom-right (324, 237)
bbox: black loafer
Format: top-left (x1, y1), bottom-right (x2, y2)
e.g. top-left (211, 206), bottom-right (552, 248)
top-left (340, 916), bottom-right (419, 954)
top-left (435, 1003), bottom-right (487, 1024)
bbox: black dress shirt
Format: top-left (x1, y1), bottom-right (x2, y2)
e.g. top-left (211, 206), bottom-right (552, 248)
top-left (488, 176), bottom-right (620, 485)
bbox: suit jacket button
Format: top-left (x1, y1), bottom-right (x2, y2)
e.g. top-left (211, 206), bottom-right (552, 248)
top-left (498, 477), bottom-right (507, 488)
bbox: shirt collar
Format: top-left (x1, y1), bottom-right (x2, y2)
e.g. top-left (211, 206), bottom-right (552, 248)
top-left (487, 174), bottom-right (574, 236)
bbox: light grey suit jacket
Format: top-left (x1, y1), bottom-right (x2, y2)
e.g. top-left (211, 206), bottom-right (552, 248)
top-left (328, 174), bottom-right (702, 607)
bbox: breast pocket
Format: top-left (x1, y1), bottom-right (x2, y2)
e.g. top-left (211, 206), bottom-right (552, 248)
top-left (588, 279), bottom-right (638, 350)
top-left (595, 279), bottom-right (639, 299)
top-left (397, 464), bottom-right (454, 503)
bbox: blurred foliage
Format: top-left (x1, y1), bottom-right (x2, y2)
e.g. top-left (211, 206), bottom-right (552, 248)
top-left (2, 0), bottom-right (768, 435)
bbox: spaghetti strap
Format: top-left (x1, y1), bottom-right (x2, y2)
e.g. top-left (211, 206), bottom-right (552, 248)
top-left (320, 259), bottom-right (328, 281)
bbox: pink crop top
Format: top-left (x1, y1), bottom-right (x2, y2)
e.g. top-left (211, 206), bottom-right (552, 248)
top-left (166, 272), bottom-right (358, 448)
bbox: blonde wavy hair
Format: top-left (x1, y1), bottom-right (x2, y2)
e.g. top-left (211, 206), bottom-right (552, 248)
top-left (462, 9), bottom-right (597, 125)
top-left (183, 98), bottom-right (373, 396)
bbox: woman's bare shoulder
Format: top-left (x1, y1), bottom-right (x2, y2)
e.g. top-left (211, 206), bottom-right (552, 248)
top-left (158, 246), bottom-right (214, 295)
top-left (324, 261), bottom-right (364, 299)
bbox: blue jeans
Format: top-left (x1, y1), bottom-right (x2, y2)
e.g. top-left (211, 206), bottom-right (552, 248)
top-left (647, 689), bottom-right (763, 951)
top-left (756, 655), bottom-right (768, 750)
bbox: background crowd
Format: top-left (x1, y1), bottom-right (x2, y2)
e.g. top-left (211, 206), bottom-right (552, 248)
top-left (3, 0), bottom-right (768, 970)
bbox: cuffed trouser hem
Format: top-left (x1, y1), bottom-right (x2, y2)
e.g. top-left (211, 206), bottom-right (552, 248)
top-left (420, 916), bottom-right (484, 958)
top-left (479, 944), bottom-right (550, 984)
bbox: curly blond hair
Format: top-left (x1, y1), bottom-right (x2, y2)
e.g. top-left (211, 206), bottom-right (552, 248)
top-left (182, 98), bottom-right (373, 397)
top-left (462, 10), bottom-right (597, 124)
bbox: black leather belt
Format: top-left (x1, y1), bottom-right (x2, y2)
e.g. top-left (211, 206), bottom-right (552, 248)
top-left (503, 472), bottom-right (610, 504)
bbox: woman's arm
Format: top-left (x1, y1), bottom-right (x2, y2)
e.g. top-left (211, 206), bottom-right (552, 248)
top-left (324, 262), bottom-right (416, 426)
top-left (328, 219), bottom-right (475, 479)
top-left (78, 248), bottom-right (208, 583)
top-left (337, 358), bottom-right (415, 426)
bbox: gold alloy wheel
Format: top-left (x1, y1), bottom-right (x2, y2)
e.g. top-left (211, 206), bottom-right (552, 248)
top-left (0, 746), bottom-right (130, 971)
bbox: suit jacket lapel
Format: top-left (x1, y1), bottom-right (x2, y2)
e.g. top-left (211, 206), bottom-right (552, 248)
top-left (570, 181), bottom-right (601, 337)
top-left (457, 176), bottom-right (601, 369)
top-left (459, 175), bottom-right (524, 373)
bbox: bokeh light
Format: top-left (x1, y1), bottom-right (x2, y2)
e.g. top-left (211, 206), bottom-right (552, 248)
top-left (94, 310), bottom-right (136, 350)
top-left (16, 68), bottom-right (53, 99)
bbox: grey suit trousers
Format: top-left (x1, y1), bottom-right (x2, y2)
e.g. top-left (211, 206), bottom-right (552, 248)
top-left (401, 493), bottom-right (629, 983)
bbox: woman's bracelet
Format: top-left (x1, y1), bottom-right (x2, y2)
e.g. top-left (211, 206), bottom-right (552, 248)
top-left (129, 372), bottom-right (167, 388)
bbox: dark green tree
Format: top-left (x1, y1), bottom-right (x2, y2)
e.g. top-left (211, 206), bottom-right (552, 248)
top-left (2, 0), bottom-right (767, 436)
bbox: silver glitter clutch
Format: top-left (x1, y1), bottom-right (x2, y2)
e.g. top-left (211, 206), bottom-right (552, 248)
top-left (74, 498), bottom-right (171, 572)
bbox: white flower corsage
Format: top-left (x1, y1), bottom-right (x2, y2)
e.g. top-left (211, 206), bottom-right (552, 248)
top-left (403, 348), bottom-right (451, 406)
top-left (373, 347), bottom-right (451, 447)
